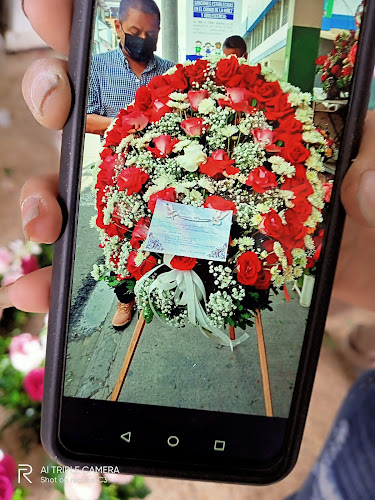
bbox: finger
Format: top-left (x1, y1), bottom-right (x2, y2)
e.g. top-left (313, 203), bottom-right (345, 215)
top-left (20, 174), bottom-right (63, 244)
top-left (0, 267), bottom-right (52, 313)
top-left (22, 58), bottom-right (71, 130)
top-left (23, 0), bottom-right (73, 56)
top-left (341, 110), bottom-right (375, 227)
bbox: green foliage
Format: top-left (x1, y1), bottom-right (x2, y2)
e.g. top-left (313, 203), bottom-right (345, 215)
top-left (12, 487), bottom-right (29, 500)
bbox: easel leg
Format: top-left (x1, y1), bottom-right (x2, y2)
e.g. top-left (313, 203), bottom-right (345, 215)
top-left (229, 325), bottom-right (236, 341)
top-left (110, 311), bottom-right (146, 402)
top-left (255, 309), bottom-right (273, 417)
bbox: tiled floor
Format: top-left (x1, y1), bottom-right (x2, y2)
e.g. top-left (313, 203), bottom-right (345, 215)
top-left (0, 48), bottom-right (363, 499)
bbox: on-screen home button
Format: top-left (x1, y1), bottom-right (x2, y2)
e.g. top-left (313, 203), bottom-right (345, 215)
top-left (167, 436), bottom-right (179, 447)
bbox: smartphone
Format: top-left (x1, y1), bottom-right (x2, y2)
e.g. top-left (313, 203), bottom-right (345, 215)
top-left (42, 0), bottom-right (375, 484)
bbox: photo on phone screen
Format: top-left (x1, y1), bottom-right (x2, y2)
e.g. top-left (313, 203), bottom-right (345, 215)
top-left (51, 0), bottom-right (371, 478)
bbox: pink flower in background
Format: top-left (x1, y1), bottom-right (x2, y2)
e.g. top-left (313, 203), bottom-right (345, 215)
top-left (64, 470), bottom-right (102, 500)
top-left (21, 255), bottom-right (40, 274)
top-left (0, 452), bottom-right (16, 484)
top-left (103, 473), bottom-right (133, 485)
top-left (0, 248), bottom-right (12, 275)
top-left (9, 333), bottom-right (45, 373)
top-left (0, 475), bottom-right (13, 500)
top-left (1, 271), bottom-right (23, 287)
top-left (23, 367), bottom-right (44, 402)
top-left (0, 450), bottom-right (16, 500)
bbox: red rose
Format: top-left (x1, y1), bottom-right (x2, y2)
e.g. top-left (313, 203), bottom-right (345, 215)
top-left (127, 251), bottom-right (157, 281)
top-left (117, 167), bottom-right (149, 195)
top-left (148, 97), bottom-right (171, 123)
top-left (204, 195), bottom-right (237, 214)
top-left (313, 229), bottom-right (324, 261)
top-left (253, 81), bottom-right (282, 104)
top-left (290, 197), bottom-right (312, 223)
top-left (187, 90), bottom-right (210, 111)
top-left (316, 55), bottom-right (328, 66)
top-left (105, 125), bottom-right (123, 147)
top-left (100, 147), bottom-right (115, 160)
top-left (262, 239), bottom-right (279, 265)
top-left (246, 166), bottom-right (278, 194)
top-left (181, 117), bottom-right (207, 137)
top-left (280, 141), bottom-right (310, 165)
top-left (236, 251), bottom-right (262, 286)
top-left (147, 74), bottom-right (176, 100)
top-left (321, 73), bottom-right (329, 83)
top-left (95, 156), bottom-right (116, 215)
top-left (264, 93), bottom-right (294, 121)
top-left (130, 217), bottom-right (150, 249)
top-left (273, 116), bottom-right (303, 144)
top-left (343, 65), bottom-right (353, 77)
top-left (170, 256), bottom-right (197, 270)
top-left (219, 87), bottom-right (253, 113)
top-left (259, 209), bottom-right (284, 240)
top-left (227, 63), bottom-right (262, 88)
top-left (105, 206), bottom-right (129, 239)
top-left (134, 86), bottom-right (152, 112)
top-left (348, 43), bottom-right (358, 66)
top-left (104, 221), bottom-right (129, 239)
top-left (322, 182), bottom-right (333, 203)
top-left (331, 64), bottom-right (342, 78)
top-left (169, 66), bottom-right (189, 91)
top-left (23, 367), bottom-right (44, 402)
top-left (121, 111), bottom-right (148, 135)
top-left (254, 269), bottom-right (272, 290)
top-left (281, 164), bottom-right (314, 198)
top-left (147, 135), bottom-right (179, 158)
top-left (199, 150), bottom-right (239, 179)
top-left (279, 209), bottom-right (308, 250)
top-left (215, 56), bottom-right (240, 85)
top-left (148, 187), bottom-right (177, 213)
top-left (185, 59), bottom-right (209, 85)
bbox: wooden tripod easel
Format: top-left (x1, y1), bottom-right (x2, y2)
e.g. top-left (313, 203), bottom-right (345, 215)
top-left (110, 310), bottom-right (273, 416)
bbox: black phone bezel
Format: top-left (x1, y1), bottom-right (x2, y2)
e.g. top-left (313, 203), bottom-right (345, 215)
top-left (41, 0), bottom-right (375, 484)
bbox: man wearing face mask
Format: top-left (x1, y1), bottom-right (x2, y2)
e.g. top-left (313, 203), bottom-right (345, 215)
top-left (86, 0), bottom-right (174, 136)
top-left (87, 0), bottom-right (174, 328)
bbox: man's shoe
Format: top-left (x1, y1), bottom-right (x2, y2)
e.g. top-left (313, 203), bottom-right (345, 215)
top-left (112, 300), bottom-right (135, 329)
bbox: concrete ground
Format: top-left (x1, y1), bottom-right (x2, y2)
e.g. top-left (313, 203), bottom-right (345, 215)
top-left (0, 48), bottom-right (373, 499)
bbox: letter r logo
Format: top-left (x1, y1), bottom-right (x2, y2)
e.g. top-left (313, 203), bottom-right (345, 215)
top-left (18, 464), bottom-right (32, 483)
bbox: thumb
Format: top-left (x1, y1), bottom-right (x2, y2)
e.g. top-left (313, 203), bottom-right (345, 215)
top-left (341, 110), bottom-right (375, 227)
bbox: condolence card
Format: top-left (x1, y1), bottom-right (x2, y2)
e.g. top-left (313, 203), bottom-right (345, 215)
top-left (144, 200), bottom-right (233, 262)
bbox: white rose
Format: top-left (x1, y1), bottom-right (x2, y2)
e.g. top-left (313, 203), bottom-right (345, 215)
top-left (177, 144), bottom-right (207, 172)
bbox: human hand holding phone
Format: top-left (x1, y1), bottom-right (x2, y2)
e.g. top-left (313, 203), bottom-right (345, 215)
top-left (2, 0), bottom-right (375, 484)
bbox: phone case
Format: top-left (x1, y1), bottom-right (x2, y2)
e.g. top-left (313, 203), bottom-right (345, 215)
top-left (41, 0), bottom-right (375, 483)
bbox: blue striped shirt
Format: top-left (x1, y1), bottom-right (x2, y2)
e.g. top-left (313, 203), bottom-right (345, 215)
top-left (87, 45), bottom-right (175, 118)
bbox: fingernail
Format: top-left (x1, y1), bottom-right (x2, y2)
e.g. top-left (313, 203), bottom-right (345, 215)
top-left (0, 286), bottom-right (12, 310)
top-left (30, 72), bottom-right (60, 117)
top-left (358, 170), bottom-right (375, 227)
top-left (21, 195), bottom-right (41, 240)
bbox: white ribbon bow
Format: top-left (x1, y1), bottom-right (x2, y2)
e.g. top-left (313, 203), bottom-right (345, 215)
top-left (135, 258), bottom-right (249, 350)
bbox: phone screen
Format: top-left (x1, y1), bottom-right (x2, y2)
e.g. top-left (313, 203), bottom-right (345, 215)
top-left (57, 0), bottom-right (367, 477)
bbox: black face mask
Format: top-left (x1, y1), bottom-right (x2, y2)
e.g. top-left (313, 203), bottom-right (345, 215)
top-left (123, 32), bottom-right (157, 63)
